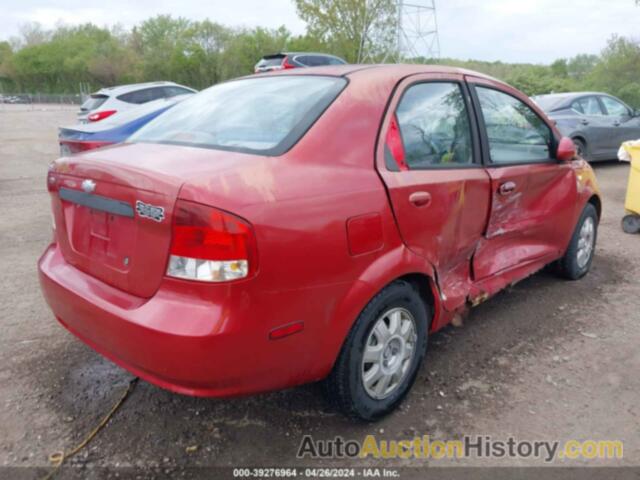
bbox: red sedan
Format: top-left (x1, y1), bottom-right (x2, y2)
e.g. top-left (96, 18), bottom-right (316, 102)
top-left (39, 65), bottom-right (601, 420)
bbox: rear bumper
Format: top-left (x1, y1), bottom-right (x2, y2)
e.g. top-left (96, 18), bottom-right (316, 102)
top-left (38, 244), bottom-right (305, 397)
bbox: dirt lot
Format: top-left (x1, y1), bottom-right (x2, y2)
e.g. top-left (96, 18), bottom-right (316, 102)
top-left (0, 105), bottom-right (638, 478)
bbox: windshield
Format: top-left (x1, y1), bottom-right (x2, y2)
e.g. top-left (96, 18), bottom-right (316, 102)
top-left (130, 76), bottom-right (346, 155)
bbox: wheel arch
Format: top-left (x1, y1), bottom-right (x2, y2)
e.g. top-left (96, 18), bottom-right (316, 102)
top-left (588, 194), bottom-right (602, 220)
top-left (572, 134), bottom-right (587, 145)
top-left (318, 248), bottom-right (443, 379)
top-left (397, 272), bottom-right (437, 327)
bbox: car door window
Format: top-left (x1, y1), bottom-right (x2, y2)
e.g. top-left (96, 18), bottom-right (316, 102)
top-left (163, 86), bottom-right (193, 98)
top-left (294, 55), bottom-right (311, 66)
top-left (601, 96), bottom-right (629, 117)
top-left (305, 56), bottom-right (322, 66)
top-left (395, 82), bottom-right (474, 168)
top-left (117, 87), bottom-right (164, 104)
top-left (149, 87), bottom-right (167, 101)
top-left (476, 87), bottom-right (552, 164)
top-left (573, 97), bottom-right (604, 116)
top-left (328, 57), bottom-right (346, 65)
top-left (118, 88), bottom-right (151, 104)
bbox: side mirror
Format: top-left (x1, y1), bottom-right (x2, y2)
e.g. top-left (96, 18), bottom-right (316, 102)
top-left (634, 109), bottom-right (640, 117)
top-left (556, 137), bottom-right (576, 162)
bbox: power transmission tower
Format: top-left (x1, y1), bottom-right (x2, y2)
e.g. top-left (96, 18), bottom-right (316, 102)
top-left (391, 0), bottom-right (440, 62)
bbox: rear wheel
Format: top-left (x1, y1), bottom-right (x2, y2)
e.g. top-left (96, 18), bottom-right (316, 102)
top-left (622, 214), bottom-right (640, 234)
top-left (558, 203), bottom-right (598, 280)
top-left (325, 280), bottom-right (429, 421)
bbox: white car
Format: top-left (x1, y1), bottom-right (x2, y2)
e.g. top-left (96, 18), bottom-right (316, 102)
top-left (78, 81), bottom-right (196, 123)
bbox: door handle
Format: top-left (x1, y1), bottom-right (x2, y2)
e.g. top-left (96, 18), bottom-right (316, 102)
top-left (498, 181), bottom-right (517, 195)
top-left (409, 191), bottom-right (432, 207)
top-left (613, 120), bottom-right (621, 127)
top-left (579, 119), bottom-right (589, 126)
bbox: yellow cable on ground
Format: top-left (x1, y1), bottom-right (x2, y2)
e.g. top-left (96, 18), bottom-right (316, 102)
top-left (42, 377), bottom-right (139, 480)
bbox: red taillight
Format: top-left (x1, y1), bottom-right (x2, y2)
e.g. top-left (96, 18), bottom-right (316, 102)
top-left (87, 110), bottom-right (117, 122)
top-left (167, 200), bottom-right (258, 282)
top-left (47, 164), bottom-right (58, 192)
top-left (60, 140), bottom-right (113, 154)
top-left (282, 57), bottom-right (296, 69)
top-left (385, 114), bottom-right (408, 171)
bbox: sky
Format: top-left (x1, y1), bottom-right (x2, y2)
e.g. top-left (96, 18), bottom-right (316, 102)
top-left (0, 0), bottom-right (638, 64)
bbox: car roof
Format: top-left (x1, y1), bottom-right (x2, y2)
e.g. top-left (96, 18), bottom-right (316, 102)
top-left (283, 52), bottom-right (343, 57)
top-left (263, 52), bottom-right (343, 58)
top-left (261, 52), bottom-right (346, 63)
top-left (94, 82), bottom-right (194, 96)
top-left (535, 92), bottom-right (607, 99)
top-left (256, 63), bottom-right (503, 85)
top-left (532, 92), bottom-right (618, 111)
top-left (533, 91), bottom-right (609, 104)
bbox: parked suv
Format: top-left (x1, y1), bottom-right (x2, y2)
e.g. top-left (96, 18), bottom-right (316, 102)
top-left (254, 52), bottom-right (346, 73)
top-left (40, 65), bottom-right (601, 420)
top-left (533, 92), bottom-right (640, 161)
top-left (78, 81), bottom-right (196, 123)
top-left (59, 93), bottom-right (194, 155)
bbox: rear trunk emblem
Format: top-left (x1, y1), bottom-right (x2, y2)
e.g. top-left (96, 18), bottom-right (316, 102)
top-left (81, 179), bottom-right (96, 193)
top-left (136, 201), bottom-right (165, 222)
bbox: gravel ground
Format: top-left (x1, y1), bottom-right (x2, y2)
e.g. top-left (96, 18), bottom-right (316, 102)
top-left (0, 105), bottom-right (638, 478)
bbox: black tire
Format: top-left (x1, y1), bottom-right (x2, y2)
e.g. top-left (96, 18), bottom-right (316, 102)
top-left (558, 203), bottom-right (598, 280)
top-left (324, 280), bottom-right (429, 421)
top-left (573, 138), bottom-right (589, 161)
top-left (622, 214), bottom-right (640, 234)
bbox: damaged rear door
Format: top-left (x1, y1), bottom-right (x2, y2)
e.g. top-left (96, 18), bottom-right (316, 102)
top-left (377, 73), bottom-right (491, 311)
top-left (468, 77), bottom-right (579, 281)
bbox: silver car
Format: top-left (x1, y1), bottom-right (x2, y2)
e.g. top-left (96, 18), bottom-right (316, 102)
top-left (78, 81), bottom-right (196, 123)
top-left (533, 92), bottom-right (640, 161)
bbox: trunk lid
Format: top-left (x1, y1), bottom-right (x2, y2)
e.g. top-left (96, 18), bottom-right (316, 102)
top-left (50, 143), bottom-right (278, 297)
top-left (51, 145), bottom-right (185, 298)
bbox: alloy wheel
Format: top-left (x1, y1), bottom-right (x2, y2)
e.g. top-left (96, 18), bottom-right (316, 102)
top-left (361, 307), bottom-right (417, 400)
top-left (576, 216), bottom-right (595, 269)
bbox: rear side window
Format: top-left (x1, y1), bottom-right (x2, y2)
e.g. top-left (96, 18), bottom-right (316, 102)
top-left (130, 76), bottom-right (347, 155)
top-left (476, 87), bottom-right (552, 164)
top-left (572, 97), bottom-right (603, 116)
top-left (117, 87), bottom-right (164, 104)
top-left (601, 96), bottom-right (629, 116)
top-left (395, 82), bottom-right (474, 168)
top-left (81, 94), bottom-right (108, 111)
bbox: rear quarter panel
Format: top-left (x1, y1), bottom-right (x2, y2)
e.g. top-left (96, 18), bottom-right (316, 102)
top-left (175, 70), bottom-right (442, 383)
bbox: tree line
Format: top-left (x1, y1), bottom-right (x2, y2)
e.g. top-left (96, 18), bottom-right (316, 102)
top-left (0, 8), bottom-right (639, 108)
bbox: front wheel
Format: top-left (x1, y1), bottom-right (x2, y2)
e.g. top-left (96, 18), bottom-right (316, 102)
top-left (558, 203), bottom-right (598, 280)
top-left (324, 280), bottom-right (429, 421)
top-left (573, 138), bottom-right (590, 161)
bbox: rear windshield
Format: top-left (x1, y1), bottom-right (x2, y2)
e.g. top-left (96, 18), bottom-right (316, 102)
top-left (130, 76), bottom-right (346, 155)
top-left (532, 95), bottom-right (568, 112)
top-left (81, 94), bottom-right (108, 111)
top-left (257, 57), bottom-right (285, 68)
